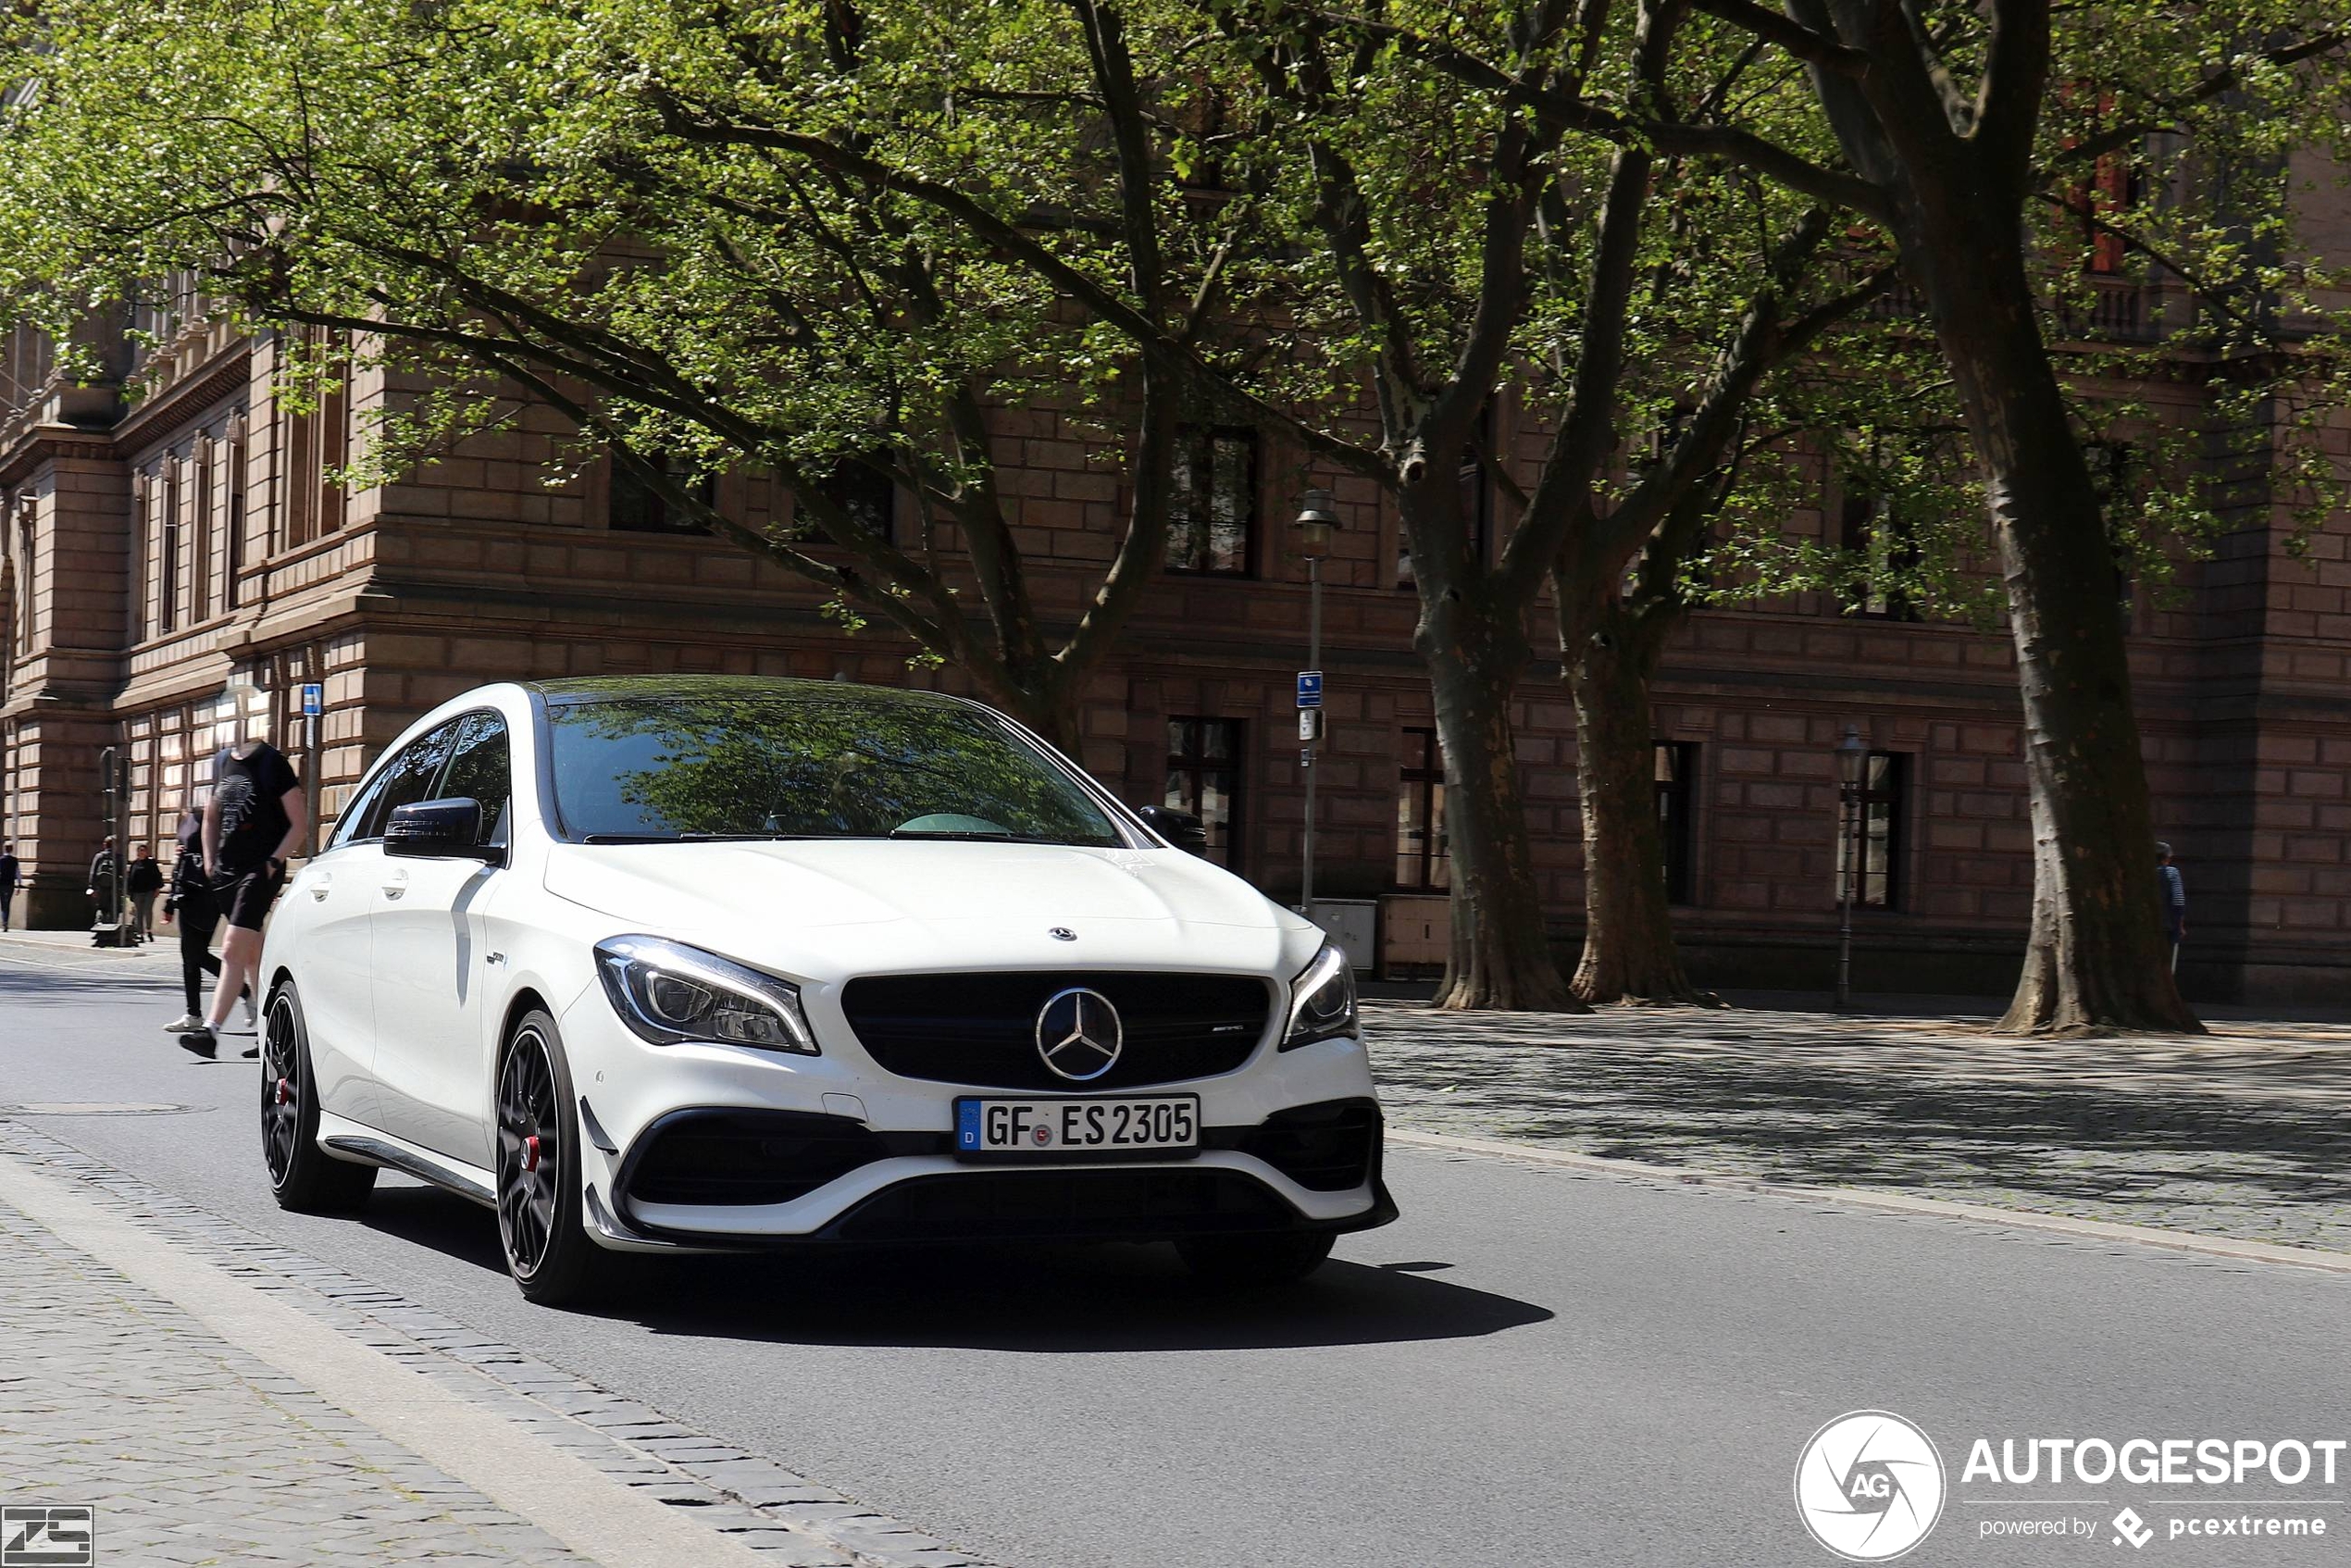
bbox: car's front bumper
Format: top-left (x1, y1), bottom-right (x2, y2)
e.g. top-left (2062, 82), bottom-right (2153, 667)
top-left (559, 988), bottom-right (1393, 1251)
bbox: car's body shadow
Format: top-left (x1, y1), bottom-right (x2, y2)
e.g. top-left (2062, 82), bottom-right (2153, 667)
top-left (354, 1183), bottom-right (1551, 1352)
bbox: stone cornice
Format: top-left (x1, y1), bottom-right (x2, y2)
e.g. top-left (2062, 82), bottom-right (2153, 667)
top-left (110, 342), bottom-right (250, 453)
top-left (0, 426), bottom-right (120, 490)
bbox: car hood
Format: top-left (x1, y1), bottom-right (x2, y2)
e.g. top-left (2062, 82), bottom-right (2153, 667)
top-left (541, 839), bottom-right (1311, 977)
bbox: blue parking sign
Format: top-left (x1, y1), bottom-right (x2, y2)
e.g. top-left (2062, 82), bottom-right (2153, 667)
top-left (1296, 670), bottom-right (1324, 709)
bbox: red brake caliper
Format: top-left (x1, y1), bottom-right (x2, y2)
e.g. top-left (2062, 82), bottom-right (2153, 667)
top-left (274, 1078), bottom-right (292, 1106)
top-left (521, 1134), bottom-right (541, 1174)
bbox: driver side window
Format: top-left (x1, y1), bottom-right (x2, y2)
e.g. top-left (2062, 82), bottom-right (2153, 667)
top-left (438, 711), bottom-right (513, 847)
top-left (335, 718), bottom-right (466, 847)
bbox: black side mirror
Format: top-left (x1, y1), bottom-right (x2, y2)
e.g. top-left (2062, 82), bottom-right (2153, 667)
top-left (386, 798), bottom-right (500, 864)
top-left (1136, 804), bottom-right (1210, 855)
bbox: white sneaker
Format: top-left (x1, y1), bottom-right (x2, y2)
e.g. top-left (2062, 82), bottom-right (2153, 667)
top-left (163, 1014), bottom-right (203, 1034)
top-left (243, 993), bottom-right (258, 1030)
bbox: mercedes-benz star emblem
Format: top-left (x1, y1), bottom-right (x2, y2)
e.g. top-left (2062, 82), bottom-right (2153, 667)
top-left (1036, 987), bottom-right (1123, 1082)
top-left (1049, 927), bottom-right (1077, 941)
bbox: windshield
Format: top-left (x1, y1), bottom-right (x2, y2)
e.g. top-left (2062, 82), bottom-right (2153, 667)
top-left (546, 692), bottom-right (1126, 847)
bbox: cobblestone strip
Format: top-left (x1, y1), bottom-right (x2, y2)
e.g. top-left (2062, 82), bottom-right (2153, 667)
top-left (1364, 1002), bottom-right (2351, 1253)
top-left (0, 1191), bottom-right (591, 1568)
top-left (0, 1121), bottom-right (995, 1568)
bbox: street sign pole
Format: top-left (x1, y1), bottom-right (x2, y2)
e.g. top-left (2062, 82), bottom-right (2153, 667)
top-left (1300, 560), bottom-right (1323, 915)
top-left (301, 682), bottom-right (324, 853)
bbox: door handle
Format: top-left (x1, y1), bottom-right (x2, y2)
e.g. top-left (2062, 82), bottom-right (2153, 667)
top-left (382, 868), bottom-right (409, 900)
top-left (310, 872), bottom-right (332, 902)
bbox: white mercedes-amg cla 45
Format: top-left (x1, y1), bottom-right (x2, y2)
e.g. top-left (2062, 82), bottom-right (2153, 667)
top-left (256, 677), bottom-right (1394, 1302)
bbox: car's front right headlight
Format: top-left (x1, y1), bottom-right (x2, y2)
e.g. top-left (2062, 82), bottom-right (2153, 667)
top-left (594, 935), bottom-right (818, 1055)
top-left (1281, 941), bottom-right (1360, 1050)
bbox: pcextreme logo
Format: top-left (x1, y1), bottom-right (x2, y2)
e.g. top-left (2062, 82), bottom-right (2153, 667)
top-left (1795, 1410), bottom-right (1948, 1562)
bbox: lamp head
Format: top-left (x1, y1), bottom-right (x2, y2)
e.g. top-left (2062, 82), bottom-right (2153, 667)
top-left (1293, 487), bottom-right (1340, 561)
top-left (1835, 722), bottom-right (1867, 787)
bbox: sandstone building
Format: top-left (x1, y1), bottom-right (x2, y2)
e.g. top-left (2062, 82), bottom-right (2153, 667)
top-left (3, 273), bottom-right (2346, 1002)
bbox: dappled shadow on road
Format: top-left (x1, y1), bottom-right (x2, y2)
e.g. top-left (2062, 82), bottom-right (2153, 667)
top-left (1371, 1004), bottom-right (2351, 1229)
top-left (350, 1180), bottom-right (1552, 1351)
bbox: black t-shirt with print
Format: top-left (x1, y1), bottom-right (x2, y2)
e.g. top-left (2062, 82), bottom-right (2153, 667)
top-left (213, 742), bottom-right (300, 877)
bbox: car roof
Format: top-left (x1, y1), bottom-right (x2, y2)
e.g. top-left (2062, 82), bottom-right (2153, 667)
top-left (522, 675), bottom-right (973, 710)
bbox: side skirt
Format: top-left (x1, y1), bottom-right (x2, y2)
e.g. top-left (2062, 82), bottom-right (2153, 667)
top-left (322, 1133), bottom-right (497, 1209)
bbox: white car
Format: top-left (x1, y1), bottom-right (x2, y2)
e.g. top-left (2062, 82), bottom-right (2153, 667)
top-left (257, 677), bottom-right (1394, 1302)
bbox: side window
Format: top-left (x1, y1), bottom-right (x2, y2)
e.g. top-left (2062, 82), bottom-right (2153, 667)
top-left (438, 711), bottom-right (513, 846)
top-left (329, 766), bottom-right (393, 852)
top-left (357, 719), bottom-right (466, 842)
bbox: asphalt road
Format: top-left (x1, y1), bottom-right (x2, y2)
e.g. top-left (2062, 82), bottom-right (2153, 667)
top-left (6, 941), bottom-right (2350, 1568)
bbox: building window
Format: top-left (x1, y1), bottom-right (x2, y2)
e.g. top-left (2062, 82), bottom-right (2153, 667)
top-left (223, 442), bottom-right (246, 609)
top-left (1655, 741), bottom-right (1697, 905)
top-left (1836, 752), bottom-right (1907, 910)
top-left (1839, 489), bottom-right (1917, 621)
top-left (609, 453), bottom-right (715, 534)
top-left (157, 471), bottom-right (180, 635)
top-left (1165, 427), bottom-right (1255, 575)
top-left (1163, 716), bottom-right (1242, 871)
top-left (1394, 727), bottom-right (1449, 890)
top-left (1403, 405), bottom-right (1499, 589)
top-left (817, 456), bottom-right (896, 543)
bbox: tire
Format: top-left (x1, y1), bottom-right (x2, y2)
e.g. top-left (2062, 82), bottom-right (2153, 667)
top-left (495, 1010), bottom-right (608, 1307)
top-left (1176, 1229), bottom-right (1336, 1287)
top-left (261, 980), bottom-right (378, 1213)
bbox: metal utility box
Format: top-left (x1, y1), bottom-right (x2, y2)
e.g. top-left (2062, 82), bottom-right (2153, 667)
top-left (1378, 894), bottom-right (1451, 978)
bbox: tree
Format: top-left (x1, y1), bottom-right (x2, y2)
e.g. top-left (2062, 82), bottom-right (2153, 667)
top-left (630, 0), bottom-right (1922, 1007)
top-left (1536, 0), bottom-right (2346, 1030)
top-left (0, 0), bottom-right (1212, 754)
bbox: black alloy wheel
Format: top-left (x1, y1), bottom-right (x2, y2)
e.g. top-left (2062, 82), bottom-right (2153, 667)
top-left (261, 980), bottom-right (376, 1213)
top-left (495, 1011), bottom-right (604, 1305)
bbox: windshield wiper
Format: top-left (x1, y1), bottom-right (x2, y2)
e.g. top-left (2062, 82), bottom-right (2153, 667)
top-left (578, 832), bottom-right (829, 845)
top-left (888, 828), bottom-right (1048, 842)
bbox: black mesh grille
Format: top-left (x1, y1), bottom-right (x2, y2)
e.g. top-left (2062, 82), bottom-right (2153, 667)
top-left (1233, 1099), bottom-right (1382, 1192)
top-left (827, 1167), bottom-right (1295, 1242)
top-left (621, 1110), bottom-right (887, 1207)
top-left (839, 971), bottom-right (1273, 1090)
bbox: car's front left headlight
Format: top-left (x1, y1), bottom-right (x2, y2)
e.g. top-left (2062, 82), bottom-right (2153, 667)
top-left (594, 935), bottom-right (818, 1055)
top-left (1281, 941), bottom-right (1360, 1050)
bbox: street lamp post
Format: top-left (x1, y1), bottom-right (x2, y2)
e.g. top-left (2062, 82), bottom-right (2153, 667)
top-left (1834, 722), bottom-right (1867, 1010)
top-left (1293, 489), bottom-right (1340, 915)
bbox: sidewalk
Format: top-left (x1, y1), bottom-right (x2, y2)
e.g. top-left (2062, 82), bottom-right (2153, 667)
top-left (1365, 1001), bottom-right (2351, 1254)
top-left (0, 1124), bottom-right (985, 1568)
top-left (1, 927), bottom-right (186, 976)
top-left (0, 1191), bottom-right (590, 1567)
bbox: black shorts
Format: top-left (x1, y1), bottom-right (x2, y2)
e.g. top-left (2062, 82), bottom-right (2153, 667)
top-left (214, 864), bottom-right (285, 932)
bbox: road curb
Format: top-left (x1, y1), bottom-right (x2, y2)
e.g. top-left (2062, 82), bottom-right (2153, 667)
top-left (1387, 1126), bottom-right (2351, 1276)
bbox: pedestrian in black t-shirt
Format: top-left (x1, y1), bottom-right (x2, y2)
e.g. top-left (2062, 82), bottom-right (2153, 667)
top-left (181, 740), bottom-right (305, 1061)
top-left (0, 842), bottom-right (19, 931)
top-left (163, 803), bottom-right (248, 1035)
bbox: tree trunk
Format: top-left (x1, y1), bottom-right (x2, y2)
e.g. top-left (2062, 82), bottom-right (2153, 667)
top-left (1913, 225), bottom-right (2200, 1035)
top-left (1419, 597), bottom-right (1584, 1013)
top-left (1563, 604), bottom-right (1702, 1003)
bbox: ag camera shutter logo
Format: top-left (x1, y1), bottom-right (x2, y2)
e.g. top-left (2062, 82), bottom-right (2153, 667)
top-left (1795, 1411), bottom-right (1947, 1562)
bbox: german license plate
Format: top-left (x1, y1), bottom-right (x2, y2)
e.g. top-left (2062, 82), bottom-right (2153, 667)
top-left (955, 1095), bottom-right (1200, 1157)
